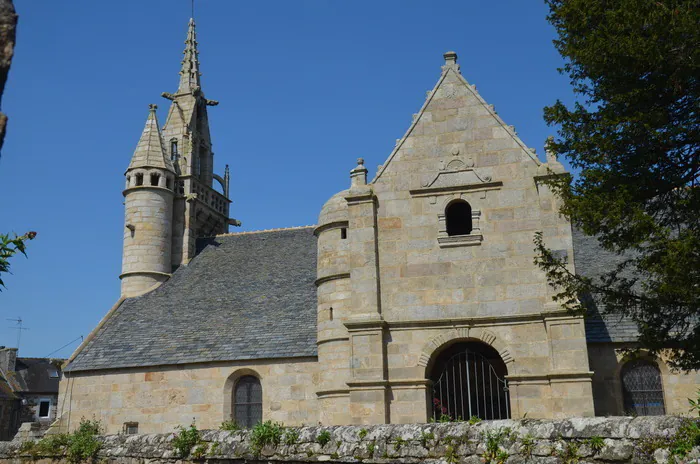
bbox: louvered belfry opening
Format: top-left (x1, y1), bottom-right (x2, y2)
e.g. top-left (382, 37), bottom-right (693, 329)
top-left (429, 342), bottom-right (510, 421)
top-left (621, 359), bottom-right (666, 416)
top-left (234, 376), bottom-right (263, 428)
top-left (446, 200), bottom-right (473, 236)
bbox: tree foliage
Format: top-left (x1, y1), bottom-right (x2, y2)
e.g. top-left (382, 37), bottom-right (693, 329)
top-left (0, 231), bottom-right (36, 290)
top-left (537, 0), bottom-right (700, 369)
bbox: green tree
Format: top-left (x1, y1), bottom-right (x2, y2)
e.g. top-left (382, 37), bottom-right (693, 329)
top-left (536, 1), bottom-right (700, 369)
top-left (0, 231), bottom-right (36, 290)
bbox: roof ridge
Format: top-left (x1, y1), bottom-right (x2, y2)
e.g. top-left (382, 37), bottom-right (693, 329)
top-left (209, 225), bottom-right (316, 238)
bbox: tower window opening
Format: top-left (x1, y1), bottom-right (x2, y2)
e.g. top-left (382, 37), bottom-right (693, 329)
top-left (166, 177), bottom-right (172, 190)
top-left (150, 173), bottom-right (160, 186)
top-left (341, 228), bottom-right (347, 239)
top-left (170, 140), bottom-right (178, 161)
top-left (446, 200), bottom-right (472, 236)
top-left (126, 176), bottom-right (131, 188)
top-left (135, 173), bottom-right (144, 186)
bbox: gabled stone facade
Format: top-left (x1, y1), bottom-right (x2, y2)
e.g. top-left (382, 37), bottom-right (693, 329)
top-left (56, 22), bottom-right (699, 435)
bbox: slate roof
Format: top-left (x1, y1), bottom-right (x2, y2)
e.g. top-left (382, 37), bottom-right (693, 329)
top-left (572, 227), bottom-right (641, 343)
top-left (66, 227), bottom-right (318, 372)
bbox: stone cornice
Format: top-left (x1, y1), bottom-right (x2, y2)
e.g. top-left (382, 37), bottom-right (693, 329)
top-left (385, 309), bottom-right (573, 331)
top-left (344, 317), bottom-right (388, 332)
top-left (122, 185), bottom-right (175, 197)
top-left (409, 181), bottom-right (502, 197)
top-left (316, 336), bottom-right (350, 346)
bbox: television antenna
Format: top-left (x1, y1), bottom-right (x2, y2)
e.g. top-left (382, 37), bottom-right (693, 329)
top-left (7, 317), bottom-right (29, 351)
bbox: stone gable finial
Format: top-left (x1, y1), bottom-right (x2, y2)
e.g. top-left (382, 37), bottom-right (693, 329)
top-left (350, 157), bottom-right (368, 187)
top-left (442, 51), bottom-right (460, 73)
top-left (149, 103), bottom-right (158, 111)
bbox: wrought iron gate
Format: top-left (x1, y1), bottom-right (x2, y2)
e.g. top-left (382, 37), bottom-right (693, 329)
top-left (431, 349), bottom-right (510, 421)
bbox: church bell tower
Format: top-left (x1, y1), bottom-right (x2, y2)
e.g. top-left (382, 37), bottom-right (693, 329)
top-left (120, 18), bottom-right (235, 297)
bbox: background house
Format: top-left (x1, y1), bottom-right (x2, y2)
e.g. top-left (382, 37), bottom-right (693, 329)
top-left (0, 347), bottom-right (62, 440)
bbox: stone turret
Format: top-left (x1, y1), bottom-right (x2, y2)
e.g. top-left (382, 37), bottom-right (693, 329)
top-left (120, 104), bottom-right (176, 297)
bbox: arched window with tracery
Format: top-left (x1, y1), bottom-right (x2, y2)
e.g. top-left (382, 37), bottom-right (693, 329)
top-left (446, 200), bottom-right (472, 236)
top-left (234, 375), bottom-right (262, 428)
top-left (621, 359), bottom-right (665, 416)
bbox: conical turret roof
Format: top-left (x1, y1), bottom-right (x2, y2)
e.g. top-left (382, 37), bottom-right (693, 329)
top-left (127, 104), bottom-right (175, 173)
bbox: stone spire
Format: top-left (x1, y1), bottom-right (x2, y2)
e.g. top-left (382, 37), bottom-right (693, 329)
top-left (177, 18), bottom-right (201, 94)
top-left (127, 104), bottom-right (175, 172)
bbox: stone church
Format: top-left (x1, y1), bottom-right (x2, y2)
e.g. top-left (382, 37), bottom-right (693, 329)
top-left (57, 19), bottom-right (698, 434)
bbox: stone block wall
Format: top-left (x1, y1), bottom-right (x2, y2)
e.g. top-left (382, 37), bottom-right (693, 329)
top-left (57, 358), bottom-right (319, 435)
top-left (1, 417), bottom-right (698, 463)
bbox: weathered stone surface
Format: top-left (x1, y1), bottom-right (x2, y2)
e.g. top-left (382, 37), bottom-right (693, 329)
top-left (1, 418), bottom-right (698, 464)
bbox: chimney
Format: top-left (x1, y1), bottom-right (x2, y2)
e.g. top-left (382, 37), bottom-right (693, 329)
top-left (0, 347), bottom-right (18, 373)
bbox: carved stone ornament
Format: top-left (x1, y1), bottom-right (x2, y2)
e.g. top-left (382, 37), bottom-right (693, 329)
top-left (410, 149), bottom-right (501, 197)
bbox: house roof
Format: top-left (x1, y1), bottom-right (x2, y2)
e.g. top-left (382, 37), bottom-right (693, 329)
top-left (572, 227), bottom-right (641, 343)
top-left (0, 358), bottom-right (62, 395)
top-left (65, 227), bottom-right (319, 372)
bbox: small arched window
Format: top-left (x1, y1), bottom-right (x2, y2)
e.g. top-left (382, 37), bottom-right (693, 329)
top-left (150, 173), bottom-right (160, 186)
top-left (135, 173), bottom-right (144, 186)
top-left (234, 376), bottom-right (262, 428)
top-left (621, 359), bottom-right (665, 416)
top-left (170, 139), bottom-right (178, 161)
top-left (446, 200), bottom-right (472, 236)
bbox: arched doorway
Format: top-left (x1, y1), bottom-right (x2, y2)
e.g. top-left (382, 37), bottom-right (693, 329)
top-left (429, 341), bottom-right (510, 421)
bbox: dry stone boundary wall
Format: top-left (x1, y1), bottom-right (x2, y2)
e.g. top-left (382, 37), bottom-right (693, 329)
top-left (1, 417), bottom-right (699, 464)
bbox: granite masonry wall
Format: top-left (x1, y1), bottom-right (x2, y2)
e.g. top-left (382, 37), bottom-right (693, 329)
top-left (2, 417), bottom-right (699, 464)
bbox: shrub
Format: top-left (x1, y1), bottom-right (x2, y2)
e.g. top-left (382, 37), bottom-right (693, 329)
top-left (519, 433), bottom-right (535, 457)
top-left (689, 388), bottom-right (700, 416)
top-left (220, 420), bottom-right (240, 431)
top-left (468, 416), bottom-right (482, 425)
top-left (250, 421), bottom-right (284, 455)
top-left (636, 419), bottom-right (700, 463)
top-left (317, 430), bottom-right (332, 447)
top-left (66, 419), bottom-right (103, 463)
top-left (420, 431), bottom-right (434, 448)
top-left (172, 422), bottom-right (202, 458)
top-left (586, 436), bottom-right (605, 455)
top-left (284, 429), bottom-right (300, 445)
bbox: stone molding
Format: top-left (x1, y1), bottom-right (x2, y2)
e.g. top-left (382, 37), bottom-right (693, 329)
top-left (316, 336), bottom-right (350, 346)
top-left (386, 309), bottom-right (571, 331)
top-left (417, 327), bottom-right (513, 370)
top-left (122, 185), bottom-right (175, 197)
top-left (314, 273), bottom-right (351, 287)
top-left (118, 270), bottom-right (172, 280)
top-left (313, 220), bottom-right (349, 236)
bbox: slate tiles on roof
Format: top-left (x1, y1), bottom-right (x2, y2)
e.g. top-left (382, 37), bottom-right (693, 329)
top-left (66, 227), bottom-right (318, 372)
top-left (572, 227), bottom-right (641, 343)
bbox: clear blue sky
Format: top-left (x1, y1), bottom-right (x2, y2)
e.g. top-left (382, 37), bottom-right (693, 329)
top-left (0, 1), bottom-right (575, 358)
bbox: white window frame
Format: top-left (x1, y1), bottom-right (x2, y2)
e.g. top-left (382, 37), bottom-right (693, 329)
top-left (37, 398), bottom-right (52, 419)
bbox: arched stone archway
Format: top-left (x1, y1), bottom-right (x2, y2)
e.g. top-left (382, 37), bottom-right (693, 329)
top-left (427, 340), bottom-right (511, 421)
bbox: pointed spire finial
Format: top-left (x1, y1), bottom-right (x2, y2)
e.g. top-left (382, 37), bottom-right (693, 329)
top-left (177, 17), bottom-right (201, 93)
